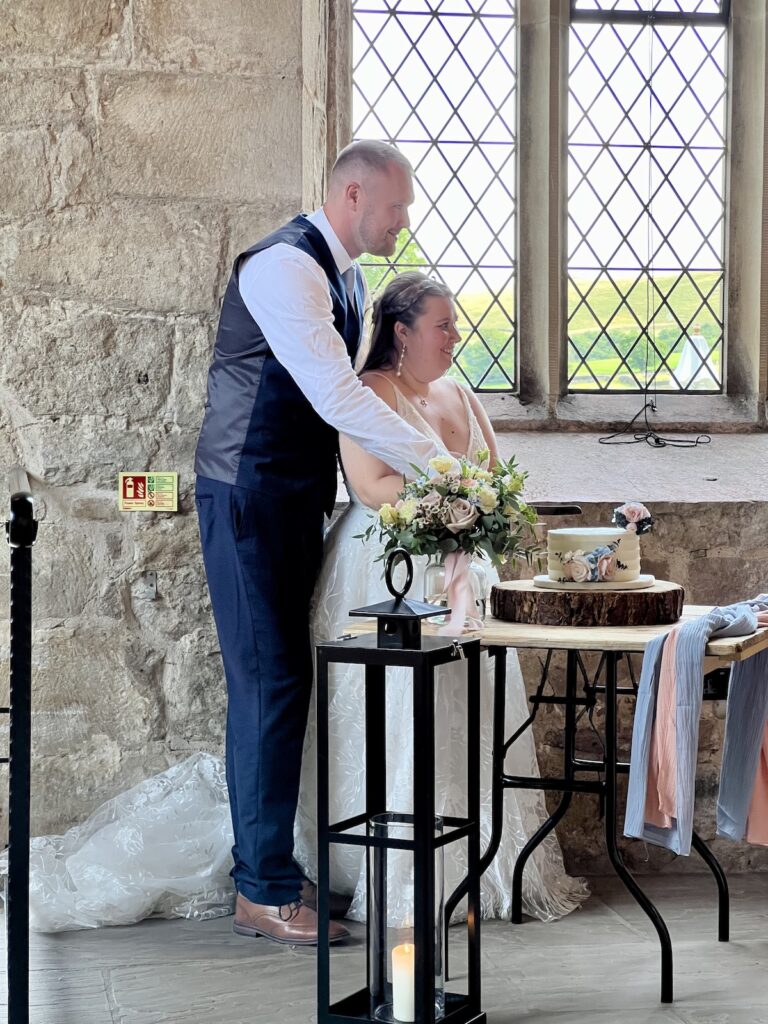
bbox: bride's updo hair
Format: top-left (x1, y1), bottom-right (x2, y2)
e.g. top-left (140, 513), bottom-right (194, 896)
top-left (361, 271), bottom-right (454, 373)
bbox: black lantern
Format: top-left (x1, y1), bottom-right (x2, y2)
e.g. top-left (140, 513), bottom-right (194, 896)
top-left (316, 549), bottom-right (486, 1024)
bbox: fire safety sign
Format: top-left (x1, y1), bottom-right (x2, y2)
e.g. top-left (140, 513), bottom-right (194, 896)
top-left (119, 473), bottom-right (178, 512)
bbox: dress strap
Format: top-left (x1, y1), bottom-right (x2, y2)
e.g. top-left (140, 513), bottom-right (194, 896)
top-left (361, 371), bottom-right (406, 412)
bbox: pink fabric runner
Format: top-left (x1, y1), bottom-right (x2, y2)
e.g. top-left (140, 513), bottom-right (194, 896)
top-left (437, 551), bottom-right (483, 636)
top-left (644, 627), bottom-right (679, 828)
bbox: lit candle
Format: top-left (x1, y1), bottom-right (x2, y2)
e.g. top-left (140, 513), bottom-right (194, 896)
top-left (391, 942), bottom-right (415, 1022)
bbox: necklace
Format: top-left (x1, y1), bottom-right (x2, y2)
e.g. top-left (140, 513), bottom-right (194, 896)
top-left (398, 374), bottom-right (429, 407)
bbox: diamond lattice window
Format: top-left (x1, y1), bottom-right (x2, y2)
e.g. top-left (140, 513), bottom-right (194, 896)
top-left (352, 0), bottom-right (517, 391)
top-left (567, 0), bottom-right (729, 392)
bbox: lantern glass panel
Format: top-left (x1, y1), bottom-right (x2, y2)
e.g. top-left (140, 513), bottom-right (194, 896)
top-left (368, 813), bottom-right (445, 1023)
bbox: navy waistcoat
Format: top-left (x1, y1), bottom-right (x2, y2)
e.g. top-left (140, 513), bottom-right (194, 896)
top-left (194, 215), bottom-right (363, 514)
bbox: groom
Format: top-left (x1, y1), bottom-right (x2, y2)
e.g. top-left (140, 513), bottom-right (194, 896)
top-left (194, 140), bottom-right (441, 945)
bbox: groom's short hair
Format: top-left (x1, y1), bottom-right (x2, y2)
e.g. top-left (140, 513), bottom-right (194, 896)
top-left (330, 140), bottom-right (412, 187)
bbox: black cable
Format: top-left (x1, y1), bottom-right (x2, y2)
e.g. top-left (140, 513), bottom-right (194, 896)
top-left (598, 399), bottom-right (711, 448)
top-left (599, 23), bottom-right (711, 453)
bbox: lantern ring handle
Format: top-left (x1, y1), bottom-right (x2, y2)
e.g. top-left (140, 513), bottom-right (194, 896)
top-left (384, 547), bottom-right (413, 600)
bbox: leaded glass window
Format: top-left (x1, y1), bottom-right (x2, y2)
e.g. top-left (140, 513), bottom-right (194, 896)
top-left (352, 0), bottom-right (518, 391)
top-left (567, 0), bottom-right (729, 392)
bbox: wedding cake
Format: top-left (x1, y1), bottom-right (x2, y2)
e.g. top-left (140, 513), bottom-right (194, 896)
top-left (534, 502), bottom-right (655, 591)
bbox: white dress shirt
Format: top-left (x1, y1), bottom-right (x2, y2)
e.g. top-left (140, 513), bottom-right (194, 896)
top-left (237, 209), bottom-right (441, 476)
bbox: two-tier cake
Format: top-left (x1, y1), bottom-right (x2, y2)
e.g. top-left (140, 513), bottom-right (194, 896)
top-left (533, 502), bottom-right (655, 591)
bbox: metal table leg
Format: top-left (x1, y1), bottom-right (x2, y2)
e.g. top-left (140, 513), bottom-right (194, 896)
top-left (511, 650), bottom-right (579, 922)
top-left (603, 652), bottom-right (673, 1004)
top-left (691, 830), bottom-right (729, 942)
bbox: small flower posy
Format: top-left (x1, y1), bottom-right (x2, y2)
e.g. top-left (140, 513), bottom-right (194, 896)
top-left (358, 449), bottom-right (541, 568)
top-left (612, 501), bottom-right (654, 536)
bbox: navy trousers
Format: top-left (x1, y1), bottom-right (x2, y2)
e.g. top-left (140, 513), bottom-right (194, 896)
top-left (195, 475), bottom-right (325, 906)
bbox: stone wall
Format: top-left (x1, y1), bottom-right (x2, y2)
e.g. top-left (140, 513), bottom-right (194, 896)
top-left (0, 1), bottom-right (765, 880)
top-left (0, 0), bottom-right (331, 835)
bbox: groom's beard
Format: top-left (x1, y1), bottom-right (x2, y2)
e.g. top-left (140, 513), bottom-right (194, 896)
top-left (360, 219), bottom-right (400, 258)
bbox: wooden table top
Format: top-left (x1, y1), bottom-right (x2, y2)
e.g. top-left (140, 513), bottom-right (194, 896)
top-left (345, 604), bottom-right (768, 663)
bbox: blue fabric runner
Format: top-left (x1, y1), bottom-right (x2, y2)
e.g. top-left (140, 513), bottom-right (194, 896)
top-left (624, 597), bottom-right (768, 855)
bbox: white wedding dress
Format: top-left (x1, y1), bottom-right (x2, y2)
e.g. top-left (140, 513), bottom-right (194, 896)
top-left (294, 381), bottom-right (588, 923)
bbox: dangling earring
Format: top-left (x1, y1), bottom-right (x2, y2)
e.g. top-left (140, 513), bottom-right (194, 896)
top-left (396, 344), bottom-right (407, 377)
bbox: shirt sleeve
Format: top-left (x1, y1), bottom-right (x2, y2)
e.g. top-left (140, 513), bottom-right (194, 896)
top-left (238, 246), bottom-right (442, 475)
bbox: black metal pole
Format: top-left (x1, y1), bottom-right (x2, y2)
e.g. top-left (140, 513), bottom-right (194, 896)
top-left (365, 664), bottom-right (387, 1012)
top-left (316, 648), bottom-right (331, 1021)
top-left (412, 660), bottom-right (436, 1024)
top-left (5, 469), bottom-right (37, 1024)
top-left (466, 644), bottom-right (482, 1016)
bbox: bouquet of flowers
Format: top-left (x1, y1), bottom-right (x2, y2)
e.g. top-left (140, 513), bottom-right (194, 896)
top-left (359, 448), bottom-right (541, 569)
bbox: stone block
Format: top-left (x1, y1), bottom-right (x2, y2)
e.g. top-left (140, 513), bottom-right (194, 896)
top-left (50, 125), bottom-right (97, 207)
top-left (2, 203), bottom-right (223, 313)
top-left (31, 525), bottom-right (98, 620)
top-left (0, 70), bottom-right (89, 127)
top-left (161, 628), bottom-right (226, 745)
top-left (134, 0), bottom-right (300, 75)
top-left (0, 0), bottom-right (126, 66)
top-left (130, 565), bottom-right (212, 643)
top-left (98, 72), bottom-right (302, 203)
top-left (21, 416), bottom-right (158, 490)
top-left (1, 301), bottom-right (173, 420)
top-left (168, 317), bottom-right (214, 430)
top-left (0, 129), bottom-right (50, 217)
top-left (31, 624), bottom-right (165, 747)
top-left (688, 555), bottom-right (768, 606)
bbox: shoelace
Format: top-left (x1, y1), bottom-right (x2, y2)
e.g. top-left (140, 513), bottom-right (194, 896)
top-left (278, 899), bottom-right (303, 922)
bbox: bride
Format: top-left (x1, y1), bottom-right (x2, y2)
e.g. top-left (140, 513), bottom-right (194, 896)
top-left (294, 271), bottom-right (587, 922)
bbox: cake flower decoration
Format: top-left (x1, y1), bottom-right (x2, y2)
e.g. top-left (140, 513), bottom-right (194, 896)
top-left (612, 501), bottom-right (654, 536)
top-left (559, 542), bottom-right (619, 583)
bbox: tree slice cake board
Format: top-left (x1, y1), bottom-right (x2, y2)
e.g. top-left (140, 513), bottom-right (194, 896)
top-left (491, 579), bottom-right (684, 627)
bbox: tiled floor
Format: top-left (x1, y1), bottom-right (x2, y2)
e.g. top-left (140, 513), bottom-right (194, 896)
top-left (3, 874), bottom-right (767, 1023)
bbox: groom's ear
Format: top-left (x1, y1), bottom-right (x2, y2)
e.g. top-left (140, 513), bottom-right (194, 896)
top-left (345, 180), bottom-right (362, 208)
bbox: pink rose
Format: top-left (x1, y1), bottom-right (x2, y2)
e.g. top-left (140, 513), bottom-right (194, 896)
top-left (597, 553), bottom-right (616, 580)
top-left (624, 522), bottom-right (637, 534)
top-left (618, 502), bottom-right (650, 523)
top-left (445, 498), bottom-right (480, 534)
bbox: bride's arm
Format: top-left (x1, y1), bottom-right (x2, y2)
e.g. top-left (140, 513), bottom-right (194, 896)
top-left (340, 374), bottom-right (407, 509)
top-left (465, 388), bottom-right (501, 467)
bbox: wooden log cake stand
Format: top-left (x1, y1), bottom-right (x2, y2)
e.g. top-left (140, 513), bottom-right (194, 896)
top-left (491, 579), bottom-right (684, 627)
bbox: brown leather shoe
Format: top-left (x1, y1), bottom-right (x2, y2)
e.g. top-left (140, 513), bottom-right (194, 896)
top-left (299, 880), bottom-right (352, 920)
top-left (232, 893), bottom-right (349, 946)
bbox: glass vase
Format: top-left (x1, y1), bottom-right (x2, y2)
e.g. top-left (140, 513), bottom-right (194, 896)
top-left (422, 555), bottom-right (489, 626)
top-left (368, 813), bottom-right (445, 1023)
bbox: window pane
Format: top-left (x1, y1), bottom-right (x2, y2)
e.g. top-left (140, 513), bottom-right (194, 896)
top-left (352, 0), bottom-right (518, 391)
top-left (567, 16), bottom-right (727, 392)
